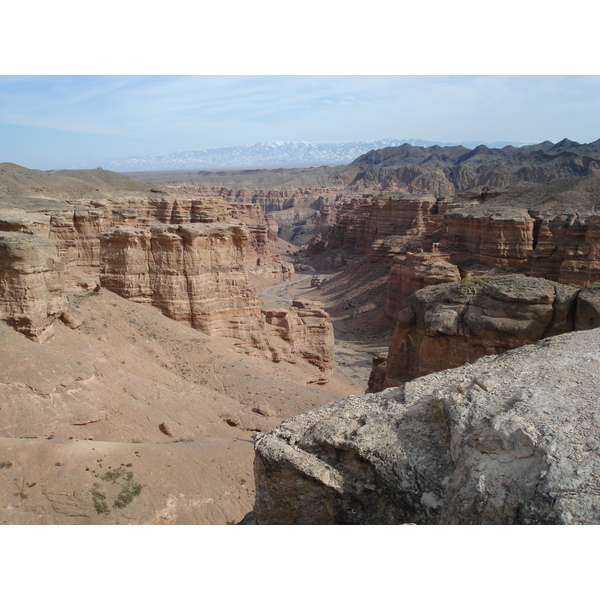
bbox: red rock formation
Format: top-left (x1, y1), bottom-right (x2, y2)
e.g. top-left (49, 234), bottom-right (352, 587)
top-left (439, 206), bottom-right (536, 270)
top-left (370, 276), bottom-right (600, 391)
top-left (384, 253), bottom-right (461, 320)
top-left (99, 223), bottom-right (268, 346)
top-left (46, 208), bottom-right (108, 266)
top-left (7, 191), bottom-right (292, 282)
top-left (531, 214), bottom-right (600, 286)
top-left (328, 194), bottom-right (440, 257)
top-left (99, 225), bottom-right (335, 370)
top-left (263, 300), bottom-right (335, 375)
top-left (0, 209), bottom-right (51, 237)
top-left (0, 232), bottom-right (66, 340)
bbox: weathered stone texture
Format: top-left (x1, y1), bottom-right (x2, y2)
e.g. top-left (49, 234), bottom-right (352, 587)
top-left (373, 277), bottom-right (599, 391)
top-left (328, 194), bottom-right (440, 257)
top-left (264, 300), bottom-right (335, 374)
top-left (254, 327), bottom-right (600, 524)
top-left (0, 209), bottom-right (51, 237)
top-left (440, 206), bottom-right (536, 269)
top-left (99, 223), bottom-right (267, 344)
top-left (385, 253), bottom-right (461, 320)
top-left (0, 232), bottom-right (66, 339)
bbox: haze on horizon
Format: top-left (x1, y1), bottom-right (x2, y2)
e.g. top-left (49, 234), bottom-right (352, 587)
top-left (1, 75), bottom-right (598, 171)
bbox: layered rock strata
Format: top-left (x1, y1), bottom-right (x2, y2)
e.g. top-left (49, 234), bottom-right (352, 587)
top-left (264, 300), bottom-right (335, 375)
top-left (100, 225), bottom-right (335, 371)
top-left (439, 206), bottom-right (535, 270)
top-left (253, 327), bottom-right (600, 524)
top-left (0, 209), bottom-right (51, 236)
top-left (530, 214), bottom-right (600, 286)
top-left (328, 194), bottom-right (440, 257)
top-left (47, 207), bottom-right (108, 266)
top-left (0, 191), bottom-right (290, 282)
top-left (371, 276), bottom-right (600, 391)
top-left (0, 232), bottom-right (66, 340)
top-left (99, 224), bottom-right (268, 345)
top-left (384, 253), bottom-right (461, 320)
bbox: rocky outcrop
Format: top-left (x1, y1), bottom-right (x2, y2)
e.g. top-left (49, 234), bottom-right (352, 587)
top-left (440, 206), bottom-right (535, 270)
top-left (384, 253), bottom-right (461, 320)
top-left (264, 300), bottom-right (335, 375)
top-left (253, 327), bottom-right (600, 524)
top-left (0, 209), bottom-right (52, 236)
top-left (328, 194), bottom-right (440, 257)
top-left (46, 207), bottom-right (108, 266)
top-left (531, 214), bottom-right (600, 286)
top-left (99, 224), bottom-right (335, 371)
top-left (99, 224), bottom-right (267, 345)
top-left (372, 276), bottom-right (600, 391)
top-left (350, 139), bottom-right (600, 195)
top-left (0, 232), bottom-right (66, 340)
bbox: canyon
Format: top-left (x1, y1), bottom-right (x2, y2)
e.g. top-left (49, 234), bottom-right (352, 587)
top-left (1, 140), bottom-right (600, 525)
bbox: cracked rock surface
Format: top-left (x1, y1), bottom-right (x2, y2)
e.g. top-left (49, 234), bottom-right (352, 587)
top-left (254, 327), bottom-right (600, 524)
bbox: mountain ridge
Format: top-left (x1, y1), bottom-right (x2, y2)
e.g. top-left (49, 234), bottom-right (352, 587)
top-left (79, 138), bottom-right (533, 172)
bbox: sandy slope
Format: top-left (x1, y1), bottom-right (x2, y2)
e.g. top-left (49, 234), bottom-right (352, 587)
top-left (0, 280), bottom-right (354, 524)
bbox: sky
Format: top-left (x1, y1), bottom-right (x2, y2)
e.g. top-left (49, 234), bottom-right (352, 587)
top-left (2, 3), bottom-right (598, 170)
top-left (1, 74), bottom-right (598, 170)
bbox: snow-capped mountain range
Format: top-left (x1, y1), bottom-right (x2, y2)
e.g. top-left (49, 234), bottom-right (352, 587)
top-left (81, 139), bottom-right (528, 172)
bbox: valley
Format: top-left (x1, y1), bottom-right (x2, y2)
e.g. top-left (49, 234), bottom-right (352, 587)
top-left (1, 139), bottom-right (600, 524)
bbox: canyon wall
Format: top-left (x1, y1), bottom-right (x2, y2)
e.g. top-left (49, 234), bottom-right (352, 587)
top-left (327, 194), bottom-right (440, 257)
top-left (1, 192), bottom-right (291, 281)
top-left (370, 276), bottom-right (600, 391)
top-left (0, 185), bottom-right (329, 372)
top-left (264, 300), bottom-right (335, 375)
top-left (99, 225), bottom-right (334, 372)
top-left (253, 327), bottom-right (600, 525)
top-left (384, 253), bottom-right (461, 320)
top-left (0, 232), bottom-right (67, 340)
top-left (439, 206), bottom-right (536, 270)
top-left (99, 223), bottom-right (268, 346)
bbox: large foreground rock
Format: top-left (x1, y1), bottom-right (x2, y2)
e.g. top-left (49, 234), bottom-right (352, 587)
top-left (254, 327), bottom-right (600, 524)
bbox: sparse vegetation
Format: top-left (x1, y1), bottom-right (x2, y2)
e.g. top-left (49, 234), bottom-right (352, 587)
top-left (90, 467), bottom-right (144, 514)
top-left (460, 273), bottom-right (526, 289)
top-left (91, 483), bottom-right (110, 514)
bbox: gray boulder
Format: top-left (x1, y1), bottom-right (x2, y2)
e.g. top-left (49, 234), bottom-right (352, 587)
top-left (254, 327), bottom-right (600, 524)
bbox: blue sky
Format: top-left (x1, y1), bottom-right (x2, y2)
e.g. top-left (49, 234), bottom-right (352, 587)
top-left (1, 75), bottom-right (598, 170)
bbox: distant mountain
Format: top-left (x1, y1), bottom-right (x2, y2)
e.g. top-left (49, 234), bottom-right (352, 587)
top-left (348, 138), bottom-right (600, 195)
top-left (81, 139), bottom-right (529, 172)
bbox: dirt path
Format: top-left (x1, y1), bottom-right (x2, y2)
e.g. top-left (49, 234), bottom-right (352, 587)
top-left (259, 274), bottom-right (312, 308)
top-left (260, 272), bottom-right (384, 393)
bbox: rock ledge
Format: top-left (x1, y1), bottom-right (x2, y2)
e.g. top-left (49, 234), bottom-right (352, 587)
top-left (254, 327), bottom-right (600, 524)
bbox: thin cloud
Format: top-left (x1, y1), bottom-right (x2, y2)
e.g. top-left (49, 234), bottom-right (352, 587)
top-left (0, 75), bottom-right (598, 169)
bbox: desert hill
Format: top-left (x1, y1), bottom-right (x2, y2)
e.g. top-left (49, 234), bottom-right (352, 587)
top-left (127, 140), bottom-right (600, 245)
top-left (0, 284), bottom-right (348, 524)
top-left (130, 138), bottom-right (600, 195)
top-left (0, 163), bottom-right (152, 208)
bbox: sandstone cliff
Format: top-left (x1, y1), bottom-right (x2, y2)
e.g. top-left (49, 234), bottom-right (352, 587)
top-left (328, 194), bottom-right (440, 257)
top-left (370, 276), bottom-right (600, 391)
top-left (99, 225), bottom-right (334, 372)
top-left (264, 300), bottom-right (335, 375)
top-left (99, 223), bottom-right (268, 345)
top-left (0, 232), bottom-right (67, 340)
top-left (254, 327), bottom-right (600, 524)
top-left (384, 253), bottom-right (461, 320)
